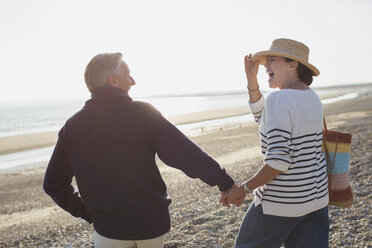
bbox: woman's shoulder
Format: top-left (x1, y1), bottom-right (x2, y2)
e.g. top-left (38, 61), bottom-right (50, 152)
top-left (265, 89), bottom-right (321, 114)
top-left (267, 88), bottom-right (319, 104)
top-left (265, 90), bottom-right (291, 106)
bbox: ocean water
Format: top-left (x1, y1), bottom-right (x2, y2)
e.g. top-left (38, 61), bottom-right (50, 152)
top-left (0, 91), bottom-right (253, 138)
top-left (0, 84), bottom-right (370, 171)
top-left (0, 99), bottom-right (84, 138)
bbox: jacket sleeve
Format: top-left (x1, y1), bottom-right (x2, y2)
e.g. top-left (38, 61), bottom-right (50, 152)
top-left (156, 118), bottom-right (235, 192)
top-left (43, 127), bottom-right (92, 223)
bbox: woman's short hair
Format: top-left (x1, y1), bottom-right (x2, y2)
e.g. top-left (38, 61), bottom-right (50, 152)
top-left (284, 58), bottom-right (313, 86)
top-left (84, 53), bottom-right (123, 92)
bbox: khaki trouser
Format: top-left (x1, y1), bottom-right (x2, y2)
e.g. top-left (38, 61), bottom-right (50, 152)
top-left (94, 231), bottom-right (167, 248)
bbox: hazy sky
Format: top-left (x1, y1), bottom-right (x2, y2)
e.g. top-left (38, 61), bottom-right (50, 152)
top-left (1, 0), bottom-right (371, 101)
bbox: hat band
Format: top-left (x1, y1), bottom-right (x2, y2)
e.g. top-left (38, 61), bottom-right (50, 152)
top-left (270, 47), bottom-right (309, 62)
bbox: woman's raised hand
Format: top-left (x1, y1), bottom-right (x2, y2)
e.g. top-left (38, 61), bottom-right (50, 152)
top-left (244, 54), bottom-right (259, 80)
top-left (244, 54), bottom-right (260, 92)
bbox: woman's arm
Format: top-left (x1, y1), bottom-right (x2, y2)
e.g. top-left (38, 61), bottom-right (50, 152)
top-left (222, 164), bottom-right (281, 205)
top-left (245, 54), bottom-right (264, 124)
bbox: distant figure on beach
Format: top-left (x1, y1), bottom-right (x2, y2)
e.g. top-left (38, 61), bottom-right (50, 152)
top-left (43, 52), bottom-right (236, 248)
top-left (221, 38), bottom-right (329, 247)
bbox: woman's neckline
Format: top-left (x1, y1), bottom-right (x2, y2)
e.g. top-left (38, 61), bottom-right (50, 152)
top-left (281, 88), bottom-right (311, 91)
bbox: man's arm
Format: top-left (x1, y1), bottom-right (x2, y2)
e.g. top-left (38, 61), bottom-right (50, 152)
top-left (156, 119), bottom-right (234, 192)
top-left (43, 128), bottom-right (92, 223)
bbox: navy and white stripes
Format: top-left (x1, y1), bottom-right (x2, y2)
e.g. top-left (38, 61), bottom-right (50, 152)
top-left (249, 89), bottom-right (329, 217)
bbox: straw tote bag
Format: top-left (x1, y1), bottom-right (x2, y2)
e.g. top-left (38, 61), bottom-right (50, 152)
top-left (322, 117), bottom-right (353, 208)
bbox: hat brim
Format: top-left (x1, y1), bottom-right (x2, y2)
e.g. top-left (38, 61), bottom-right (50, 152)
top-left (252, 51), bottom-right (320, 76)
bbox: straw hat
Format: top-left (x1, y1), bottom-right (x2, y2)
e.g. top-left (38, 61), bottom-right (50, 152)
top-left (252, 38), bottom-right (320, 76)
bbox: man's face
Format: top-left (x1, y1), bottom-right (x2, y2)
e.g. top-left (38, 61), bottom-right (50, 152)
top-left (114, 61), bottom-right (136, 94)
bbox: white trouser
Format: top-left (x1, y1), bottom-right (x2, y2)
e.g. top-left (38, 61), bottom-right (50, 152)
top-left (94, 231), bottom-right (167, 248)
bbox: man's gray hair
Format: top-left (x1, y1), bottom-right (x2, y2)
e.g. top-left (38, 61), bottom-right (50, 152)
top-left (84, 52), bottom-right (123, 92)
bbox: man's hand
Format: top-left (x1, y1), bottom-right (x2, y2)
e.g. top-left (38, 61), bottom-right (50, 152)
top-left (226, 185), bottom-right (246, 205)
top-left (220, 184), bottom-right (246, 208)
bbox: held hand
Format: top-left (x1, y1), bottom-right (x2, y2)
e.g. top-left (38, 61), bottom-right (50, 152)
top-left (234, 194), bottom-right (246, 207)
top-left (226, 185), bottom-right (246, 205)
top-left (220, 184), bottom-right (246, 207)
top-left (220, 183), bottom-right (239, 208)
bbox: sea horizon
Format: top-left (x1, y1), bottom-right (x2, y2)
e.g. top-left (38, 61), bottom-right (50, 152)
top-left (1, 81), bottom-right (372, 105)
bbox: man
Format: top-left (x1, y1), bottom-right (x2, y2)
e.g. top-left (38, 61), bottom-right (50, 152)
top-left (43, 52), bottom-right (235, 248)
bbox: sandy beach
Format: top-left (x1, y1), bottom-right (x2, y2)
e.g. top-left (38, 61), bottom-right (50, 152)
top-left (0, 94), bottom-right (371, 247)
top-left (0, 131), bottom-right (58, 155)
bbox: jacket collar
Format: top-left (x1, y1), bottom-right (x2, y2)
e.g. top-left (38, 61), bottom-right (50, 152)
top-left (90, 86), bottom-right (132, 100)
top-left (85, 86), bottom-right (132, 106)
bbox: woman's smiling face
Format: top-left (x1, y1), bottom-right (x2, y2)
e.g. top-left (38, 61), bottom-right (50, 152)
top-left (264, 56), bottom-right (291, 89)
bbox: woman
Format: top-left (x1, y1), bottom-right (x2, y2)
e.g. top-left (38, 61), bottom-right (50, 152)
top-left (221, 38), bottom-right (329, 248)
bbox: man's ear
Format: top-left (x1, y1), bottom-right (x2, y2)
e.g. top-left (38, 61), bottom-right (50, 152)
top-left (107, 75), bottom-right (117, 87)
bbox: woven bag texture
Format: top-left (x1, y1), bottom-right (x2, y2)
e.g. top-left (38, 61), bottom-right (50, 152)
top-left (325, 152), bottom-right (351, 173)
top-left (330, 173), bottom-right (351, 190)
top-left (322, 129), bottom-right (353, 208)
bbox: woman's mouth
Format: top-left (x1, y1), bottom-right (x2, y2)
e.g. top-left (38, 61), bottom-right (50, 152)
top-left (267, 71), bottom-right (274, 80)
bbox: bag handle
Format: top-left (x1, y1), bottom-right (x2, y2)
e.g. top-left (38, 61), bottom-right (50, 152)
top-left (322, 116), bottom-right (338, 197)
top-left (322, 129), bottom-right (332, 194)
top-left (323, 116), bottom-right (328, 131)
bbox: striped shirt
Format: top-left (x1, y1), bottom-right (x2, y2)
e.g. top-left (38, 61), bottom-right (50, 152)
top-left (249, 88), bottom-right (329, 217)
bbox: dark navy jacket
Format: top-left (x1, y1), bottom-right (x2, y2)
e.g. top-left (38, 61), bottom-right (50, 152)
top-left (43, 86), bottom-right (234, 240)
